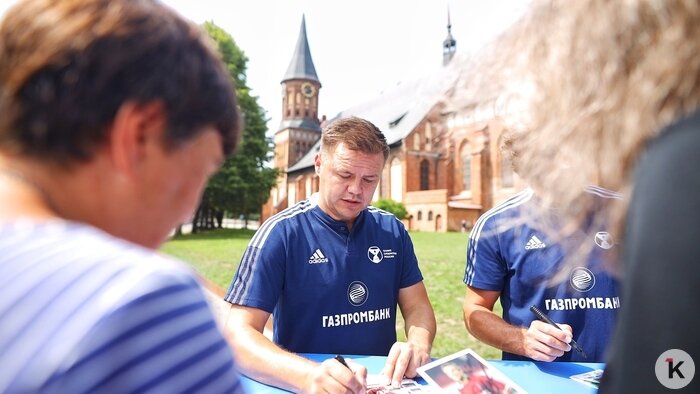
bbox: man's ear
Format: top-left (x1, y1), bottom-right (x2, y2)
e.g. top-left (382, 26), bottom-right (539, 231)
top-left (108, 101), bottom-right (167, 176)
top-left (314, 153), bottom-right (322, 175)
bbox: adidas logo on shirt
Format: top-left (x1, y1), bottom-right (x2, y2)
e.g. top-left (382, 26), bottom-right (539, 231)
top-left (525, 235), bottom-right (546, 250)
top-left (308, 249), bottom-right (329, 264)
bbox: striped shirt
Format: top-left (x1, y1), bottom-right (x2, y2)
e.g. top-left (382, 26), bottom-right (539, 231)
top-left (0, 220), bottom-right (243, 394)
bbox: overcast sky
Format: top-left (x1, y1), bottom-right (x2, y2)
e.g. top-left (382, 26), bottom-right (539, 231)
top-left (0, 0), bottom-right (530, 134)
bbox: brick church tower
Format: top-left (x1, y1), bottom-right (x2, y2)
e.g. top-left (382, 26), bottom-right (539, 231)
top-left (266, 15), bottom-right (322, 216)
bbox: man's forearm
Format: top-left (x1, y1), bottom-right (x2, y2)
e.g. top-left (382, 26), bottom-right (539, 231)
top-left (464, 306), bottom-right (527, 356)
top-left (404, 305), bottom-right (437, 352)
top-left (225, 325), bottom-right (316, 392)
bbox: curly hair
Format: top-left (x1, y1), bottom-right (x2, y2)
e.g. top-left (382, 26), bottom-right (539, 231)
top-left (455, 0), bottom-right (700, 272)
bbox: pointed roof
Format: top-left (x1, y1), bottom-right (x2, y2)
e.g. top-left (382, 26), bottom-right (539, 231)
top-left (282, 15), bottom-right (320, 84)
top-left (287, 64), bottom-right (459, 174)
top-left (443, 7), bottom-right (456, 48)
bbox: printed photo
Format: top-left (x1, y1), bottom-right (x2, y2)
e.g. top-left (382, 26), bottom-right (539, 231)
top-left (417, 349), bottom-right (526, 394)
top-left (365, 376), bottom-right (436, 394)
top-left (570, 369), bottom-right (604, 388)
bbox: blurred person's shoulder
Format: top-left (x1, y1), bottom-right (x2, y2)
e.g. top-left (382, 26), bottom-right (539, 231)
top-left (0, 219), bottom-right (201, 295)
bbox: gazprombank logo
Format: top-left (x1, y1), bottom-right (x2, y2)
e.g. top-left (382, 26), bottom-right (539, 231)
top-left (655, 349), bottom-right (695, 389)
top-left (570, 267), bottom-right (596, 292)
top-left (347, 281), bottom-right (368, 306)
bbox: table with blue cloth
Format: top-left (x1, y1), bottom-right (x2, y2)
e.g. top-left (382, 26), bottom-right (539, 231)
top-left (240, 353), bottom-right (603, 393)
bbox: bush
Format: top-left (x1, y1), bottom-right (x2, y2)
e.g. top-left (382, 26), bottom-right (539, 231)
top-left (372, 199), bottom-right (407, 220)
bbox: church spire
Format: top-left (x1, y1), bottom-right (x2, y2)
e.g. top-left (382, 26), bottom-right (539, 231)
top-left (442, 6), bottom-right (457, 65)
top-left (282, 14), bottom-right (320, 83)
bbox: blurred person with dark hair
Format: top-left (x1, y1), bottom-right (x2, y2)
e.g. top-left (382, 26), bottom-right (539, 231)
top-left (460, 0), bottom-right (700, 391)
top-left (0, 0), bottom-right (243, 392)
top-left (225, 116), bottom-right (436, 393)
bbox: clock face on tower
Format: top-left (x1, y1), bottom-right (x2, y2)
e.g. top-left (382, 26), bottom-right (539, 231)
top-left (301, 82), bottom-right (315, 98)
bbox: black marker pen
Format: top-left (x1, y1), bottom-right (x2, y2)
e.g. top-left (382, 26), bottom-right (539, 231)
top-left (530, 305), bottom-right (587, 359)
top-left (334, 354), bottom-right (351, 370)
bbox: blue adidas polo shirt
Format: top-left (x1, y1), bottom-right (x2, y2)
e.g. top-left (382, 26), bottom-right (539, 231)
top-left (226, 195), bottom-right (423, 356)
top-left (464, 187), bottom-right (621, 362)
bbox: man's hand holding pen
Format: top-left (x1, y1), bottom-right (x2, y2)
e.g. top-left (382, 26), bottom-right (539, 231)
top-left (522, 319), bottom-right (576, 361)
top-left (303, 355), bottom-right (366, 394)
top-left (522, 305), bottom-right (587, 362)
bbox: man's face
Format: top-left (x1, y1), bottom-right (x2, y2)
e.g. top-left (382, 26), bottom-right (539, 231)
top-left (442, 363), bottom-right (464, 381)
top-left (315, 142), bottom-right (384, 227)
top-left (139, 126), bottom-right (224, 248)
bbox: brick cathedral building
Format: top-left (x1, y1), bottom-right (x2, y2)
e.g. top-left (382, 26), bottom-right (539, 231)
top-left (261, 14), bottom-right (526, 231)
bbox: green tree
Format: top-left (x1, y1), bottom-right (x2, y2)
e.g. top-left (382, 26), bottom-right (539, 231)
top-left (191, 22), bottom-right (277, 233)
top-left (373, 199), bottom-right (408, 220)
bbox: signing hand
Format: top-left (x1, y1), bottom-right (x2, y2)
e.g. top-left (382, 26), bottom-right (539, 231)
top-left (381, 341), bottom-right (431, 387)
top-left (523, 319), bottom-right (573, 361)
top-left (302, 357), bottom-right (367, 394)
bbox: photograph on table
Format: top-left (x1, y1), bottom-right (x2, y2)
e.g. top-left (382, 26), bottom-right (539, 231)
top-left (417, 348), bottom-right (526, 394)
top-left (365, 377), bottom-right (435, 394)
top-left (570, 368), bottom-right (604, 389)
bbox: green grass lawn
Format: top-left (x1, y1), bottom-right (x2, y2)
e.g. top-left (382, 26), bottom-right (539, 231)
top-left (161, 229), bottom-right (502, 359)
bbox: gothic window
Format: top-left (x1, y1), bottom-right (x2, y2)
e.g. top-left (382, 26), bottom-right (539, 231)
top-left (305, 177), bottom-right (312, 198)
top-left (428, 211), bottom-right (433, 221)
top-left (417, 211), bottom-right (422, 221)
top-left (461, 142), bottom-right (472, 192)
top-left (413, 133), bottom-right (420, 150)
top-left (381, 171), bottom-right (389, 198)
top-left (372, 180), bottom-right (380, 202)
top-left (420, 160), bottom-right (429, 190)
top-left (390, 158), bottom-right (403, 202)
top-left (425, 122), bottom-right (433, 149)
top-left (500, 136), bottom-right (515, 188)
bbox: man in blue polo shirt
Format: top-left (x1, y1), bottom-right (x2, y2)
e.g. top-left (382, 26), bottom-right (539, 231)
top-left (463, 132), bottom-right (620, 363)
top-left (463, 185), bottom-right (621, 362)
top-left (225, 116), bottom-right (436, 393)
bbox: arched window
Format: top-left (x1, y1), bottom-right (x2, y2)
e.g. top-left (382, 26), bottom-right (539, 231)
top-left (390, 158), bottom-right (403, 202)
top-left (420, 160), bottom-right (429, 190)
top-left (425, 122), bottom-right (433, 149)
top-left (461, 142), bottom-right (472, 192)
top-left (428, 211), bottom-right (433, 221)
top-left (500, 138), bottom-right (515, 188)
top-left (305, 176), bottom-right (312, 198)
top-left (381, 171), bottom-right (389, 198)
top-left (417, 211), bottom-right (422, 221)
